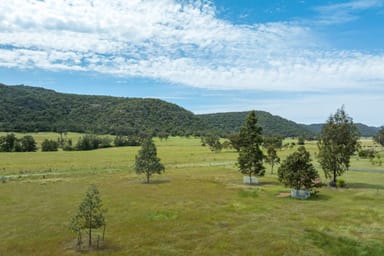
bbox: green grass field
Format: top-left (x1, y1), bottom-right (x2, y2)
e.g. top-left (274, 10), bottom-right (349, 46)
top-left (1, 135), bottom-right (384, 255)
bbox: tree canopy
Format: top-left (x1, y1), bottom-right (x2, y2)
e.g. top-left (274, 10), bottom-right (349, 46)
top-left (278, 146), bottom-right (319, 190)
top-left (237, 111), bottom-right (265, 180)
top-left (70, 185), bottom-right (106, 249)
top-left (317, 107), bottom-right (360, 186)
top-left (135, 138), bottom-right (165, 183)
top-left (0, 84), bottom-right (204, 137)
top-left (265, 146), bottom-right (280, 174)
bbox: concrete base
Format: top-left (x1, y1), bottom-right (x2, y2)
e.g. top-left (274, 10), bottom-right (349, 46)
top-left (243, 176), bottom-right (258, 185)
top-left (291, 189), bottom-right (310, 199)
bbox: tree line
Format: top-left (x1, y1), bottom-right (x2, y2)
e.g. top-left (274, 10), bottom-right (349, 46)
top-left (0, 133), bottom-right (146, 152)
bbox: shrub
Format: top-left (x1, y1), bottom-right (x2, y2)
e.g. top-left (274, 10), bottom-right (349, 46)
top-left (41, 139), bottom-right (59, 151)
top-left (337, 179), bottom-right (346, 188)
top-left (358, 149), bottom-right (376, 159)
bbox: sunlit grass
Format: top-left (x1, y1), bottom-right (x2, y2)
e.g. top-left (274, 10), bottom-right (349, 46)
top-left (0, 136), bottom-right (384, 255)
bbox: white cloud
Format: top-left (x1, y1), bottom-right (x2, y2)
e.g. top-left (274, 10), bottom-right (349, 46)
top-left (0, 0), bottom-right (384, 92)
top-left (314, 0), bottom-right (383, 24)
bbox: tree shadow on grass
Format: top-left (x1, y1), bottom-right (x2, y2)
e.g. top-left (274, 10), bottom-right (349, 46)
top-left (307, 193), bottom-right (332, 201)
top-left (347, 182), bottom-right (384, 190)
top-left (142, 179), bottom-right (171, 185)
top-left (65, 239), bottom-right (122, 255)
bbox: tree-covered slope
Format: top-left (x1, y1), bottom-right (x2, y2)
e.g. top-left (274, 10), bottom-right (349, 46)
top-left (305, 123), bottom-right (380, 137)
top-left (197, 111), bottom-right (314, 137)
top-left (1, 83), bottom-right (379, 138)
top-left (0, 84), bottom-right (204, 136)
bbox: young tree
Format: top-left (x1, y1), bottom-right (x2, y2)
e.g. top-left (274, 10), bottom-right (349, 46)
top-left (238, 111), bottom-right (265, 181)
top-left (278, 146), bottom-right (319, 190)
top-left (203, 134), bottom-right (222, 152)
top-left (70, 185), bottom-right (106, 249)
top-left (317, 107), bottom-right (360, 186)
top-left (135, 138), bottom-right (165, 183)
top-left (265, 146), bottom-right (280, 174)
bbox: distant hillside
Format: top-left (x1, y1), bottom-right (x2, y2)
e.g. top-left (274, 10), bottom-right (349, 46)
top-left (0, 84), bottom-right (204, 136)
top-left (197, 111), bottom-right (314, 137)
top-left (305, 123), bottom-right (380, 137)
top-left (1, 83), bottom-right (379, 138)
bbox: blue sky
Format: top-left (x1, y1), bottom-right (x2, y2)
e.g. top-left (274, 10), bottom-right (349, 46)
top-left (1, 0), bottom-right (383, 126)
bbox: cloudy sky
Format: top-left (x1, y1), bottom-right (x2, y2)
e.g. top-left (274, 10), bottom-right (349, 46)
top-left (1, 0), bottom-right (383, 126)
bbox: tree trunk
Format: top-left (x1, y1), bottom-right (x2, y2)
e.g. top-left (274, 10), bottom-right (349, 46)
top-left (77, 230), bottom-right (82, 250)
top-left (102, 224), bottom-right (106, 241)
top-left (146, 172), bottom-right (150, 184)
top-left (249, 173), bottom-right (252, 184)
top-left (271, 163), bottom-right (274, 174)
top-left (89, 212), bottom-right (92, 247)
top-left (333, 170), bottom-right (337, 185)
top-left (89, 227), bottom-right (92, 247)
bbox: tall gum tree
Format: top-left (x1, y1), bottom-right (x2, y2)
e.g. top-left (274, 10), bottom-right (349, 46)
top-left (238, 110), bottom-right (265, 181)
top-left (317, 107), bottom-right (360, 186)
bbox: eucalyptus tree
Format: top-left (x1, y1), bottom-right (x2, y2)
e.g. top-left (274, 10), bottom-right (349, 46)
top-left (317, 107), bottom-right (359, 186)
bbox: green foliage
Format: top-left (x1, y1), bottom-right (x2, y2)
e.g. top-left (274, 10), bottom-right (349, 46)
top-left (238, 111), bottom-right (265, 179)
top-left (201, 134), bottom-right (222, 152)
top-left (20, 135), bottom-right (37, 152)
top-left (227, 133), bottom-right (241, 151)
top-left (373, 127), bottom-right (384, 146)
top-left (98, 136), bottom-right (113, 149)
top-left (75, 134), bottom-right (112, 151)
top-left (198, 111), bottom-right (315, 137)
top-left (135, 138), bottom-right (165, 183)
top-left (62, 138), bottom-right (74, 151)
top-left (76, 135), bottom-right (98, 151)
top-left (70, 185), bottom-right (106, 249)
top-left (318, 107), bottom-right (360, 185)
top-left (306, 123), bottom-right (380, 137)
top-left (0, 133), bottom-right (37, 152)
top-left (265, 146), bottom-right (280, 174)
top-left (113, 135), bottom-right (141, 147)
top-left (0, 133), bottom-right (17, 152)
top-left (358, 148), bottom-right (376, 159)
top-left (337, 179), bottom-right (346, 188)
top-left (263, 136), bottom-right (283, 149)
top-left (0, 84), bottom-right (204, 137)
top-left (278, 146), bottom-right (319, 190)
top-left (41, 139), bottom-right (59, 152)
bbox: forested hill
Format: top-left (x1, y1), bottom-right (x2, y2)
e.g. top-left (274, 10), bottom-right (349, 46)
top-left (0, 84), bottom-right (204, 136)
top-left (305, 123), bottom-right (380, 137)
top-left (1, 84), bottom-right (379, 137)
top-left (197, 111), bottom-right (314, 137)
top-left (199, 112), bottom-right (380, 137)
